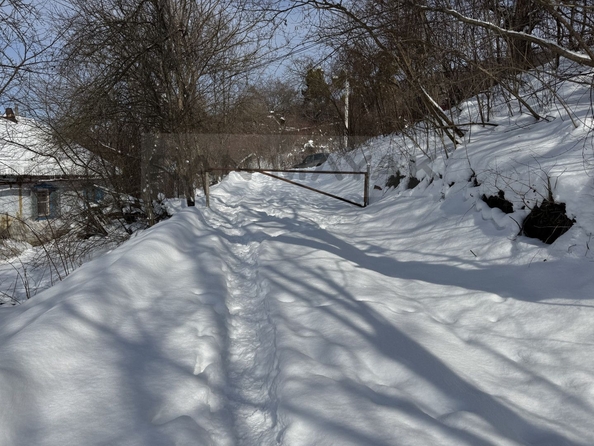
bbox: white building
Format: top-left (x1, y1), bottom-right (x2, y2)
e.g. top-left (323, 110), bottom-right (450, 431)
top-left (0, 108), bottom-right (102, 241)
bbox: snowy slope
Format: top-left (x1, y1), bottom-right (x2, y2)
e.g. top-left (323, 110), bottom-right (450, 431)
top-left (2, 64), bottom-right (594, 445)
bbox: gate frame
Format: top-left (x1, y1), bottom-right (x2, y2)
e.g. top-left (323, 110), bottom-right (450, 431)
top-left (206, 168), bottom-right (370, 208)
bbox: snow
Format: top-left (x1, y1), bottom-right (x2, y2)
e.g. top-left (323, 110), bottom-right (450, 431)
top-left (2, 63), bottom-right (594, 445)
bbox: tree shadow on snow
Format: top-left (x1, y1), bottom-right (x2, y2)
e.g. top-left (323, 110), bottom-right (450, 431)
top-left (230, 206), bottom-right (591, 446)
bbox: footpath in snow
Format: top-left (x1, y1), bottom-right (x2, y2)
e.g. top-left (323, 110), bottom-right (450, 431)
top-left (1, 167), bottom-right (594, 445)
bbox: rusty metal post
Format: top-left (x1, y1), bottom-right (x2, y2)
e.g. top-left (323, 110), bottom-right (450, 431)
top-left (364, 164), bottom-right (370, 207)
top-left (204, 171), bottom-right (210, 208)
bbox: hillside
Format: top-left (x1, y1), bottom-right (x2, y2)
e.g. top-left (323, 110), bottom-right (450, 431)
top-left (1, 62), bottom-right (594, 445)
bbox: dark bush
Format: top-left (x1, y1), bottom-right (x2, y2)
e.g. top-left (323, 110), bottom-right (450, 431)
top-left (522, 199), bottom-right (574, 244)
top-left (482, 190), bottom-right (513, 214)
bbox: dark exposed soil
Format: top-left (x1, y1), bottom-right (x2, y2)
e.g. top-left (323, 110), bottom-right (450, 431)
top-left (386, 173), bottom-right (405, 189)
top-left (522, 199), bottom-right (574, 244)
top-left (407, 177), bottom-right (421, 189)
top-left (482, 190), bottom-right (513, 214)
top-left (385, 173), bottom-right (420, 190)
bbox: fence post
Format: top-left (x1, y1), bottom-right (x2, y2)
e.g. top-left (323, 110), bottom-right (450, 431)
top-left (364, 164), bottom-right (370, 207)
top-left (204, 171), bottom-right (210, 208)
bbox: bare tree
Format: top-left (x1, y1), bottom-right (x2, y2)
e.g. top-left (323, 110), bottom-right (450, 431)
top-left (272, 1), bottom-right (594, 155)
top-left (415, 1), bottom-right (594, 68)
top-left (287, 1), bottom-right (467, 149)
top-left (0, 0), bottom-right (56, 103)
top-left (51, 0), bottom-right (274, 213)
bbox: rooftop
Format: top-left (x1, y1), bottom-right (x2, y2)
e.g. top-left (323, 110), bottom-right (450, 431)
top-left (0, 113), bottom-right (95, 177)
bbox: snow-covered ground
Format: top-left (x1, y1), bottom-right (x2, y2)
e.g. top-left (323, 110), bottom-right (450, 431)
top-left (2, 64), bottom-right (594, 445)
